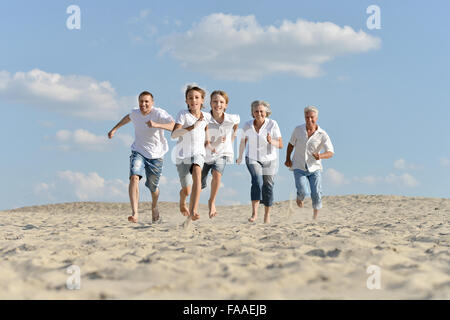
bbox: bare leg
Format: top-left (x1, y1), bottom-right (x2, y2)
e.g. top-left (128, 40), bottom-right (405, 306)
top-left (264, 206), bottom-right (270, 224)
top-left (128, 175), bottom-right (140, 223)
top-left (151, 188), bottom-right (160, 222)
top-left (313, 209), bottom-right (319, 220)
top-left (249, 200), bottom-right (259, 222)
top-left (296, 198), bottom-right (304, 208)
top-left (179, 186), bottom-right (191, 216)
top-left (189, 165), bottom-right (202, 221)
top-left (209, 170), bottom-right (221, 218)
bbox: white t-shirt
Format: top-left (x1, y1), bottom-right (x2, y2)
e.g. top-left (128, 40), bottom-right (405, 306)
top-left (205, 112), bottom-right (240, 163)
top-left (174, 109), bottom-right (211, 159)
top-left (129, 107), bottom-right (174, 159)
top-left (289, 124), bottom-right (334, 172)
top-left (243, 118), bottom-right (282, 162)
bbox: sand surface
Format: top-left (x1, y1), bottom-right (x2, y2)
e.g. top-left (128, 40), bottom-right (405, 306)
top-left (0, 195), bottom-right (449, 299)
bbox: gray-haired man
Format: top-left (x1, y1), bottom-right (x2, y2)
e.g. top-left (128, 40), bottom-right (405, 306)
top-left (285, 106), bottom-right (334, 220)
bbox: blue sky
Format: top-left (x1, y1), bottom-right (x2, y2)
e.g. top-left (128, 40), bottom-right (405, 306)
top-left (1, 0), bottom-right (449, 210)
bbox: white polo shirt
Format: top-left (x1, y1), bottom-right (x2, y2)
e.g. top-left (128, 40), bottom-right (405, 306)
top-left (243, 118), bottom-right (282, 162)
top-left (174, 109), bottom-right (211, 159)
top-left (205, 112), bottom-right (240, 163)
top-left (289, 124), bottom-right (334, 172)
top-left (129, 107), bottom-right (174, 159)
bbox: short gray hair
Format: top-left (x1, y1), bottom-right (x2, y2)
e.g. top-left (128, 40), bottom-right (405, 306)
top-left (304, 105), bottom-right (319, 116)
top-left (251, 100), bottom-right (272, 118)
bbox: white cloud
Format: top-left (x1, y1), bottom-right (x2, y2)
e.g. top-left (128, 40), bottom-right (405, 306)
top-left (34, 171), bottom-right (129, 202)
top-left (394, 158), bottom-right (406, 169)
top-left (54, 129), bottom-right (132, 151)
top-left (61, 171), bottom-right (127, 201)
top-left (128, 9), bottom-right (158, 42)
top-left (353, 175), bottom-right (382, 185)
top-left (385, 173), bottom-right (419, 188)
top-left (394, 158), bottom-right (419, 170)
top-left (440, 157), bottom-right (450, 167)
top-left (355, 173), bottom-right (419, 188)
top-left (129, 9), bottom-right (151, 23)
top-left (56, 130), bottom-right (72, 142)
top-left (160, 13), bottom-right (381, 81)
top-left (0, 69), bottom-right (134, 120)
top-left (324, 168), bottom-right (349, 186)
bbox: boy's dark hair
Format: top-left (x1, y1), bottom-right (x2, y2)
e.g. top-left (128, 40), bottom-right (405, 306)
top-left (138, 91), bottom-right (154, 100)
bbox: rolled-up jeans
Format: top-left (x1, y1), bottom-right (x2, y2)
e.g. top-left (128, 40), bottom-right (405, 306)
top-left (293, 168), bottom-right (322, 210)
top-left (245, 157), bottom-right (277, 207)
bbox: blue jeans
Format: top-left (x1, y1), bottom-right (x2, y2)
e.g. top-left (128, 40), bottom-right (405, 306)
top-left (293, 168), bottom-right (322, 210)
top-left (129, 151), bottom-right (163, 193)
top-left (201, 156), bottom-right (227, 189)
top-left (245, 157), bottom-right (276, 207)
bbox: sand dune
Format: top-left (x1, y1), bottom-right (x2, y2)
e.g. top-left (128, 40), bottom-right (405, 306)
top-left (0, 195), bottom-right (449, 299)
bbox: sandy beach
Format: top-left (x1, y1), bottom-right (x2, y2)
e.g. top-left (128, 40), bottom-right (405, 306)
top-left (0, 195), bottom-right (449, 299)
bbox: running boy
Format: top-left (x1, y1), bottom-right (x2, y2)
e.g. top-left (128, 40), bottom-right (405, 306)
top-left (171, 85), bottom-right (211, 221)
top-left (108, 91), bottom-right (174, 223)
top-left (201, 90), bottom-right (240, 218)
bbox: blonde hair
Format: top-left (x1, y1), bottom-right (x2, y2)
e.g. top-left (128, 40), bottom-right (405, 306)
top-left (210, 90), bottom-right (229, 104)
top-left (251, 100), bottom-right (272, 118)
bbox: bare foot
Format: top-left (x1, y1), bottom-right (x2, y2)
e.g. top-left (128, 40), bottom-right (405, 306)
top-left (152, 207), bottom-right (160, 222)
top-left (264, 213), bottom-right (270, 224)
top-left (248, 215), bottom-right (257, 222)
top-left (128, 215), bottom-right (138, 223)
top-left (208, 199), bottom-right (217, 218)
top-left (191, 212), bottom-right (200, 221)
top-left (296, 198), bottom-right (304, 208)
top-left (313, 211), bottom-right (318, 220)
top-left (179, 196), bottom-right (189, 217)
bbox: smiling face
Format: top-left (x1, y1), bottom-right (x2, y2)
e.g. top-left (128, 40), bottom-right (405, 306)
top-left (186, 89), bottom-right (204, 113)
top-left (252, 104), bottom-right (267, 122)
top-left (139, 94), bottom-right (153, 115)
top-left (305, 110), bottom-right (318, 129)
top-left (210, 94), bottom-right (227, 117)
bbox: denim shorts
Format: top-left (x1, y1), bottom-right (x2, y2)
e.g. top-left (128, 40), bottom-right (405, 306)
top-left (176, 154), bottom-right (205, 188)
top-left (129, 151), bottom-right (163, 193)
top-left (201, 156), bottom-right (227, 189)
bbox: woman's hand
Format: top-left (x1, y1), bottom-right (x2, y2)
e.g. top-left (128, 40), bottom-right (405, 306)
top-left (267, 133), bottom-right (272, 144)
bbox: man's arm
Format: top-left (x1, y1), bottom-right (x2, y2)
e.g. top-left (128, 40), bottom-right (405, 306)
top-left (284, 143), bottom-right (294, 167)
top-left (147, 120), bottom-right (175, 131)
top-left (108, 114), bottom-right (131, 139)
top-left (312, 151), bottom-right (334, 160)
